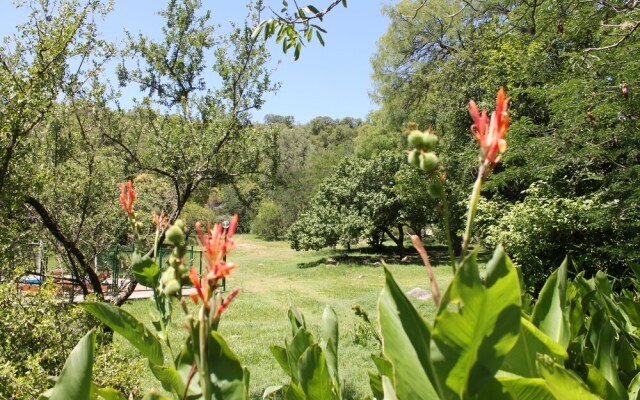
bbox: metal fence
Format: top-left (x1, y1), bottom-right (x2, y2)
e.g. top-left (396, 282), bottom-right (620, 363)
top-left (96, 245), bottom-right (206, 294)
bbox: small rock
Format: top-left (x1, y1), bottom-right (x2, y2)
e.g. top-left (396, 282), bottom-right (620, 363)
top-left (326, 258), bottom-right (337, 265)
top-left (373, 261), bottom-right (381, 266)
top-left (406, 288), bottom-right (432, 301)
top-left (401, 256), bottom-right (409, 262)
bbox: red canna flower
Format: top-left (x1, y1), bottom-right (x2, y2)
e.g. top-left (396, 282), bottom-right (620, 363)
top-left (152, 210), bottom-right (168, 230)
top-left (188, 266), bottom-right (205, 305)
top-left (469, 87), bottom-right (510, 167)
top-left (215, 288), bottom-right (240, 319)
top-left (190, 214), bottom-right (240, 306)
top-left (119, 180), bottom-right (136, 217)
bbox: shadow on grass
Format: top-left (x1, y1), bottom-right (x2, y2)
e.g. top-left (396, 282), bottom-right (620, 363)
top-left (296, 244), bottom-right (479, 269)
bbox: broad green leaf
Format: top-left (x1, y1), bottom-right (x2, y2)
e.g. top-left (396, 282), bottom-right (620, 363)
top-left (378, 267), bottom-right (439, 399)
top-left (502, 317), bottom-right (568, 378)
top-left (616, 335), bottom-right (637, 372)
top-left (321, 306), bottom-right (339, 385)
top-left (95, 387), bottom-right (127, 400)
top-left (81, 302), bottom-right (163, 365)
top-left (531, 257), bottom-right (571, 348)
top-left (431, 246), bottom-right (521, 397)
top-left (568, 282), bottom-right (586, 339)
top-left (382, 376), bottom-right (398, 400)
top-left (49, 330), bottom-right (95, 400)
top-left (286, 328), bottom-right (314, 384)
top-left (299, 344), bottom-right (333, 399)
top-left (149, 363), bottom-right (187, 398)
top-left (131, 252), bottom-right (160, 288)
top-left (243, 367), bottom-right (250, 399)
top-left (594, 271), bottom-right (613, 297)
top-left (499, 377), bottom-right (555, 400)
top-left (141, 392), bottom-right (173, 400)
top-left (368, 371), bottom-right (384, 400)
top-left (590, 310), bottom-right (625, 399)
top-left (175, 337), bottom-right (200, 395)
top-left (208, 332), bottom-right (247, 399)
top-left (538, 354), bottom-right (600, 400)
top-left (618, 298), bottom-right (640, 327)
top-left (586, 365), bottom-right (622, 400)
top-left (321, 306), bottom-right (338, 353)
top-left (175, 332), bottom-right (246, 398)
top-left (288, 304), bottom-right (306, 336)
top-left (369, 355), bottom-right (393, 400)
top-left (263, 385), bottom-right (283, 398)
top-left (628, 371), bottom-right (640, 400)
top-left (371, 355), bottom-right (393, 377)
top-left (270, 345), bottom-right (291, 376)
top-left (284, 383), bottom-right (306, 400)
top-left (592, 275), bottom-right (628, 329)
top-left (474, 376), bottom-right (512, 399)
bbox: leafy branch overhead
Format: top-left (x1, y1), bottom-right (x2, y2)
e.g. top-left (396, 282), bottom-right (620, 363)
top-left (252, 0), bottom-right (347, 59)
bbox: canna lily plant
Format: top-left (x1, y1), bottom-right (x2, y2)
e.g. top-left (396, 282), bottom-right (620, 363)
top-left (41, 181), bottom-right (250, 400)
top-left (373, 87), bottom-right (640, 400)
top-left (43, 88), bottom-right (640, 399)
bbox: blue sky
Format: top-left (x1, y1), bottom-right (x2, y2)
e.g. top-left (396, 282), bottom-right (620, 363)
top-left (0, 1), bottom-right (391, 124)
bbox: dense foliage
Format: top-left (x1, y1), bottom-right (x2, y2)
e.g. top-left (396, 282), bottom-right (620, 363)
top-left (287, 151), bottom-right (436, 253)
top-left (0, 0), bottom-right (277, 304)
top-left (0, 285), bottom-right (141, 399)
top-left (371, 0), bottom-right (640, 286)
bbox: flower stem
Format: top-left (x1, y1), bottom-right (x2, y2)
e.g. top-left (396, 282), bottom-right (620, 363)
top-left (411, 235), bottom-right (441, 307)
top-left (199, 307), bottom-right (211, 399)
top-left (460, 162), bottom-right (487, 263)
top-left (440, 193), bottom-right (457, 274)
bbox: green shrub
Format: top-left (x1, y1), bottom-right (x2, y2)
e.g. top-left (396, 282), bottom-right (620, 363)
top-left (251, 199), bottom-right (287, 240)
top-left (479, 183), bottom-right (630, 289)
top-left (0, 284), bottom-right (94, 399)
top-left (93, 342), bottom-right (145, 398)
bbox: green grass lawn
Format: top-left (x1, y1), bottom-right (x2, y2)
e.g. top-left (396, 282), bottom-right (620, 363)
top-left (121, 234), bottom-right (454, 399)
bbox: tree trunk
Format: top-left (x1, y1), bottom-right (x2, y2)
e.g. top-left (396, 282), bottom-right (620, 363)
top-left (383, 226), bottom-right (404, 257)
top-left (25, 196), bottom-right (104, 301)
top-left (111, 278), bottom-right (137, 306)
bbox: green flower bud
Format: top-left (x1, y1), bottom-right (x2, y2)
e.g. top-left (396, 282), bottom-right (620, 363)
top-left (161, 267), bottom-right (175, 284)
top-left (428, 181), bottom-right (445, 199)
top-left (163, 279), bottom-right (181, 296)
top-left (420, 152), bottom-right (439, 172)
top-left (165, 225), bottom-right (184, 246)
top-left (422, 133), bottom-right (438, 151)
top-left (169, 254), bottom-right (181, 268)
top-left (407, 149), bottom-right (421, 168)
top-left (175, 219), bottom-right (186, 232)
top-left (177, 263), bottom-right (189, 276)
top-left (407, 130), bottom-right (424, 148)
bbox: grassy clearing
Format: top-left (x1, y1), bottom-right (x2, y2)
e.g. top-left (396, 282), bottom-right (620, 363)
top-left (121, 234), bottom-right (453, 399)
